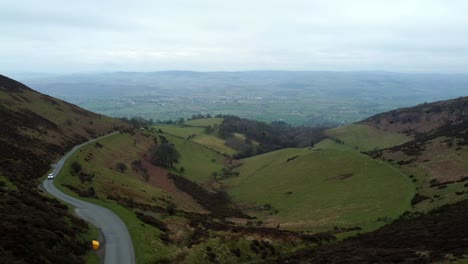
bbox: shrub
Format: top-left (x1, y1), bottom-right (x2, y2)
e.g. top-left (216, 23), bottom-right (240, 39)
top-left (70, 161), bottom-right (82, 174)
top-left (116, 162), bottom-right (128, 173)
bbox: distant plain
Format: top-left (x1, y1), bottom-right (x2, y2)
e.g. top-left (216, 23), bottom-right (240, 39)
top-left (19, 71), bottom-right (468, 126)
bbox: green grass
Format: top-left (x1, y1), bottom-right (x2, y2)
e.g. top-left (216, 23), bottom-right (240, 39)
top-left (55, 171), bottom-right (176, 264)
top-left (0, 175), bottom-right (16, 190)
top-left (376, 135), bottom-right (468, 213)
top-left (80, 223), bottom-right (100, 264)
top-left (156, 125), bottom-right (205, 139)
top-left (53, 133), bottom-right (178, 263)
top-left (183, 235), bottom-right (306, 263)
top-left (61, 203), bottom-right (102, 264)
top-left (184, 118), bottom-right (223, 127)
top-left (156, 124), bottom-right (237, 155)
top-left (325, 124), bottom-right (412, 151)
top-left (416, 181), bottom-right (468, 211)
top-left (191, 134), bottom-right (237, 155)
top-left (160, 132), bottom-right (227, 183)
top-left (225, 141), bottom-right (414, 233)
top-left (56, 133), bottom-right (169, 205)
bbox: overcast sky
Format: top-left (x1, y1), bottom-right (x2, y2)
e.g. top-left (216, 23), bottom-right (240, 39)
top-left (1, 0), bottom-right (468, 74)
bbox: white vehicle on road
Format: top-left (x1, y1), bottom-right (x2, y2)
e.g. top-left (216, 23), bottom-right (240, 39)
top-left (42, 132), bottom-right (135, 264)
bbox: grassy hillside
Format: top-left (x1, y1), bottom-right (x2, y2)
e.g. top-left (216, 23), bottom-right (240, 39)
top-left (326, 124), bottom-right (412, 151)
top-left (225, 142), bottom-right (414, 233)
top-left (56, 129), bottom-right (333, 263)
top-left (0, 74), bottom-right (128, 264)
top-left (156, 131), bottom-right (228, 183)
top-left (55, 132), bottom-right (203, 212)
top-left (156, 121), bottom-right (238, 156)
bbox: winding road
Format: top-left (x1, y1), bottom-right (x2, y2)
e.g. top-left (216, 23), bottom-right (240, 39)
top-left (42, 133), bottom-right (136, 264)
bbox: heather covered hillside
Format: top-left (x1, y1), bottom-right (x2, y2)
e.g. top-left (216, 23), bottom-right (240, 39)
top-left (0, 75), bottom-right (128, 264)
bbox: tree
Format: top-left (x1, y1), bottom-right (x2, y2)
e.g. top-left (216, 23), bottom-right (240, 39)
top-left (70, 161), bottom-right (82, 174)
top-left (179, 166), bottom-right (185, 173)
top-left (205, 125), bottom-right (213, 134)
top-left (116, 162), bottom-right (128, 173)
top-left (149, 143), bottom-right (180, 167)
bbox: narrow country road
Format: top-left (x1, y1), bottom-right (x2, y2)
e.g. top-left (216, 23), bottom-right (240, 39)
top-left (42, 133), bottom-right (136, 264)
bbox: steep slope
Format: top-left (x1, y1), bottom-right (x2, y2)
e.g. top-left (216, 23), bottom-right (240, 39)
top-left (0, 75), bottom-right (128, 264)
top-left (0, 74), bottom-right (126, 183)
top-left (325, 97), bottom-right (468, 212)
top-left (362, 96), bottom-right (468, 135)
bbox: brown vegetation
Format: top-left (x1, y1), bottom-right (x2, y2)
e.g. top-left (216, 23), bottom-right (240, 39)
top-left (280, 199), bottom-right (468, 263)
top-left (0, 75), bottom-right (128, 263)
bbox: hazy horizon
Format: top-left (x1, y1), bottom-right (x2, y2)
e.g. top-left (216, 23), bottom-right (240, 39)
top-left (8, 69), bottom-right (468, 78)
top-left (2, 0), bottom-right (468, 74)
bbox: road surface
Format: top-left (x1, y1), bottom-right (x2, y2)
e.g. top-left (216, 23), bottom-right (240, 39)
top-left (42, 133), bottom-right (136, 264)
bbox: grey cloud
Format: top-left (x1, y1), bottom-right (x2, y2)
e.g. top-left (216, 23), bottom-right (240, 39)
top-left (1, 0), bottom-right (468, 73)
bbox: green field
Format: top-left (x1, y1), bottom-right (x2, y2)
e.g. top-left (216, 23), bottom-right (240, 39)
top-left (326, 124), bottom-right (412, 151)
top-left (224, 141), bottom-right (414, 232)
top-left (155, 122), bottom-right (238, 156)
top-left (184, 118), bottom-right (223, 127)
top-left (156, 125), bottom-right (205, 139)
top-left (158, 132), bottom-right (227, 183)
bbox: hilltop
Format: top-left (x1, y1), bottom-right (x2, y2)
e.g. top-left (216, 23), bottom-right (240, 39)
top-left (362, 96), bottom-right (468, 134)
top-left (0, 75), bottom-right (128, 264)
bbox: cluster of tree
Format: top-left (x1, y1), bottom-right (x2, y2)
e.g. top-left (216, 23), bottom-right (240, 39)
top-left (154, 118), bottom-right (185, 125)
top-left (149, 143), bottom-right (180, 168)
top-left (332, 137), bottom-right (345, 144)
top-left (189, 113), bottom-right (222, 120)
top-left (218, 116), bottom-right (328, 158)
top-left (125, 113), bottom-right (228, 127)
top-left (119, 116), bottom-right (154, 128)
top-left (157, 113), bottom-right (225, 124)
